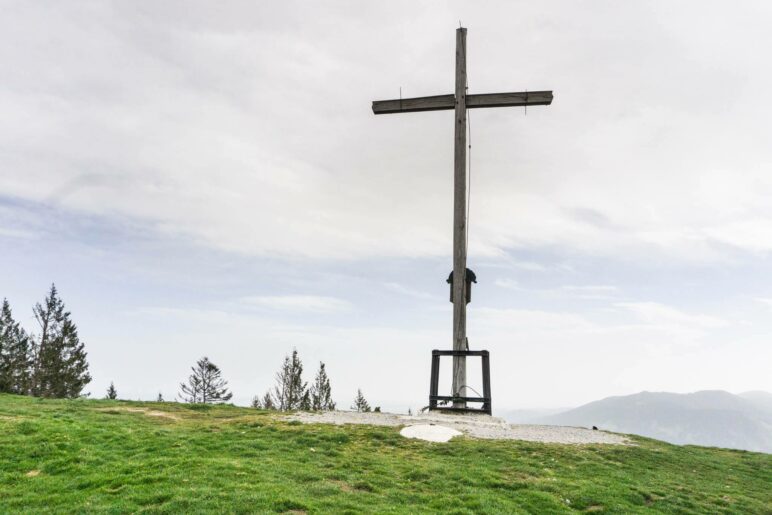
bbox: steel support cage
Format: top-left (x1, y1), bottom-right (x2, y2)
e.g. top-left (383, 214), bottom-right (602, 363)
top-left (429, 349), bottom-right (491, 415)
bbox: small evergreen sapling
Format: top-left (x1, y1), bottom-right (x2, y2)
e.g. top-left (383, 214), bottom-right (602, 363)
top-left (105, 381), bottom-right (118, 400)
top-left (272, 349), bottom-right (307, 411)
top-left (261, 391), bottom-right (275, 410)
top-left (352, 389), bottom-right (371, 412)
top-left (179, 374), bottom-right (201, 403)
top-left (310, 362), bottom-right (336, 411)
top-left (178, 356), bottom-right (233, 404)
top-left (300, 390), bottom-right (311, 411)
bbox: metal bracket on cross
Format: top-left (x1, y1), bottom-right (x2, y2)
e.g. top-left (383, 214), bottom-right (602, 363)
top-left (429, 350), bottom-right (491, 415)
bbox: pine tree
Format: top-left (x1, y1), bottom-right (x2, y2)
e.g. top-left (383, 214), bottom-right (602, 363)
top-left (29, 285), bottom-right (91, 398)
top-left (0, 299), bottom-right (31, 394)
top-left (272, 349), bottom-right (307, 411)
top-left (310, 362), bottom-right (335, 411)
top-left (105, 381), bottom-right (118, 400)
top-left (261, 391), bottom-right (275, 410)
top-left (156, 392), bottom-right (164, 402)
top-left (352, 389), bottom-right (371, 412)
top-left (250, 395), bottom-right (261, 409)
top-left (178, 356), bottom-right (232, 404)
top-left (300, 390), bottom-right (311, 411)
top-left (179, 373), bottom-right (201, 403)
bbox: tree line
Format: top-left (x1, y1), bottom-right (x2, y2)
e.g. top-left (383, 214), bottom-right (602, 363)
top-left (174, 350), bottom-right (375, 412)
top-left (1, 285), bottom-right (373, 411)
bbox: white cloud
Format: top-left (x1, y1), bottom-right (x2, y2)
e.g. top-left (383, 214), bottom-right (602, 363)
top-left (615, 302), bottom-right (729, 330)
top-left (704, 219), bottom-right (772, 254)
top-left (383, 282), bottom-right (436, 300)
top-left (3, 3), bottom-right (772, 262)
top-left (482, 259), bottom-right (550, 272)
top-left (474, 307), bottom-right (594, 333)
top-left (0, 226), bottom-right (38, 240)
top-left (240, 295), bottom-right (352, 314)
top-left (493, 281), bottom-right (618, 300)
top-left (559, 285), bottom-right (618, 299)
top-left (494, 278), bottom-right (519, 290)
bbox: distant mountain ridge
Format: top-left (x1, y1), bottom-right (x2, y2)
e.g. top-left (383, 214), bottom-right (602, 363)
top-left (738, 390), bottom-right (772, 413)
top-left (533, 390), bottom-right (772, 453)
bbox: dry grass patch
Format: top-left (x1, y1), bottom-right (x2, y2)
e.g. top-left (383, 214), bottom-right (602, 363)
top-left (0, 415), bottom-right (25, 421)
top-left (327, 479), bottom-right (354, 493)
top-left (96, 407), bottom-right (180, 421)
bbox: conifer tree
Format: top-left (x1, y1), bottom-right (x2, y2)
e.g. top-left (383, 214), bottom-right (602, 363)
top-left (310, 362), bottom-right (335, 411)
top-left (179, 373), bottom-right (201, 403)
top-left (251, 395), bottom-right (261, 409)
top-left (29, 285), bottom-right (91, 398)
top-left (261, 391), bottom-right (275, 410)
top-left (0, 299), bottom-right (31, 394)
top-left (300, 390), bottom-right (311, 411)
top-left (352, 389), bottom-right (371, 413)
top-left (178, 356), bottom-right (232, 404)
top-left (272, 349), bottom-right (307, 411)
top-left (157, 392), bottom-right (164, 402)
top-left (105, 381), bottom-right (118, 400)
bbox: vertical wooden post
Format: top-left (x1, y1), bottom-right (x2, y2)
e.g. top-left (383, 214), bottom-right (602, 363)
top-left (481, 350), bottom-right (492, 415)
top-left (452, 27), bottom-right (467, 408)
top-left (429, 350), bottom-right (440, 410)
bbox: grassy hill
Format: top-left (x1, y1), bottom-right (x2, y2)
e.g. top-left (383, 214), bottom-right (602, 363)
top-left (0, 394), bottom-right (770, 514)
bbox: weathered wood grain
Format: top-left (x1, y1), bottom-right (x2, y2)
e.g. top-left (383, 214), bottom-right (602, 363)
top-left (372, 91), bottom-right (553, 114)
top-left (467, 90), bottom-right (553, 108)
top-left (451, 27), bottom-right (468, 409)
top-left (372, 94), bottom-right (455, 114)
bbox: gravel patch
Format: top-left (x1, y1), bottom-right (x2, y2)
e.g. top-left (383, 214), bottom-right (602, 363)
top-left (286, 411), bottom-right (628, 445)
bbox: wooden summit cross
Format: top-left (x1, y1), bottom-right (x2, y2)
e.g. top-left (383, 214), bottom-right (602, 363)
top-left (372, 27), bottom-right (552, 412)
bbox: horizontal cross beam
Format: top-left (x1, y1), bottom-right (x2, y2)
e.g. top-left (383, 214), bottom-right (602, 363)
top-left (372, 90), bottom-right (553, 114)
top-left (432, 350), bottom-right (489, 357)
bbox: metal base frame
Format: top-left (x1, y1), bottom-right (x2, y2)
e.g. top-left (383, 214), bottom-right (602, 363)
top-left (429, 349), bottom-right (491, 415)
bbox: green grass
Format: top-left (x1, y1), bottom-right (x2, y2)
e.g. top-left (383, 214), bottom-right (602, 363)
top-left (0, 394), bottom-right (769, 513)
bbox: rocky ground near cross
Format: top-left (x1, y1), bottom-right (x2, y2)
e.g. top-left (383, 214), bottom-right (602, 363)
top-left (287, 410), bottom-right (629, 444)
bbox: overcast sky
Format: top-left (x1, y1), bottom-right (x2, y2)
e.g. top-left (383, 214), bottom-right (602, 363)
top-left (2, 1), bottom-right (771, 412)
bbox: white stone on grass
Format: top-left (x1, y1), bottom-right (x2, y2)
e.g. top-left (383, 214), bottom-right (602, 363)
top-left (400, 424), bottom-right (462, 443)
